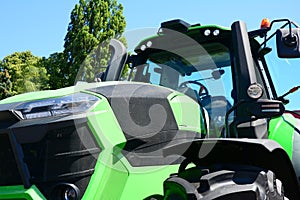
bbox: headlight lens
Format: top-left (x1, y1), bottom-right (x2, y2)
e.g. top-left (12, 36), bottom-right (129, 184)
top-left (14, 93), bottom-right (99, 119)
top-left (247, 83), bottom-right (263, 99)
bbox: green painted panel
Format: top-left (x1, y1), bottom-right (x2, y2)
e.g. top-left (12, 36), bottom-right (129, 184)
top-left (0, 185), bottom-right (45, 200)
top-left (167, 92), bottom-right (201, 133)
top-left (87, 95), bottom-right (126, 149)
top-left (268, 113), bottom-right (296, 158)
top-left (119, 165), bottom-right (179, 200)
top-left (82, 153), bottom-right (129, 200)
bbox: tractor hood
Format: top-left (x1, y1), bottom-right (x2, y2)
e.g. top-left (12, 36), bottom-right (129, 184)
top-left (0, 80), bottom-right (202, 199)
top-left (0, 81), bottom-right (202, 133)
top-left (0, 82), bottom-right (105, 105)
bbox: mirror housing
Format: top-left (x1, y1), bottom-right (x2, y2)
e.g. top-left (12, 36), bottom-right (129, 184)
top-left (276, 28), bottom-right (300, 58)
top-left (212, 69), bottom-right (225, 80)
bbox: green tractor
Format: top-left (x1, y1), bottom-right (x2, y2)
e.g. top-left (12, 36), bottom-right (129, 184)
top-left (0, 18), bottom-right (300, 200)
top-left (127, 19), bottom-right (300, 199)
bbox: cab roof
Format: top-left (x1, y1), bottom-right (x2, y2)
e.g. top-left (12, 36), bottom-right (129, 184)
top-left (134, 19), bottom-right (231, 53)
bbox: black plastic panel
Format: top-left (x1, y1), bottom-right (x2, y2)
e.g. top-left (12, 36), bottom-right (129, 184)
top-left (18, 120), bottom-right (100, 199)
top-left (0, 114), bottom-right (100, 200)
top-left (0, 134), bottom-right (23, 186)
top-left (89, 83), bottom-right (178, 139)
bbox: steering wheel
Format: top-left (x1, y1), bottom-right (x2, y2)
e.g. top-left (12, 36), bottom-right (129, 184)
top-left (179, 80), bottom-right (210, 100)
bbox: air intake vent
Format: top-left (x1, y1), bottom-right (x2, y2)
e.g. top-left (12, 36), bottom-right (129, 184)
top-left (20, 121), bottom-right (101, 199)
top-left (0, 118), bottom-right (100, 199)
top-left (0, 134), bottom-right (23, 186)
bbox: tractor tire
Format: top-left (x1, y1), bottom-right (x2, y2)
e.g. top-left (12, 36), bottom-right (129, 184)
top-left (194, 169), bottom-right (286, 200)
top-left (146, 168), bottom-right (287, 200)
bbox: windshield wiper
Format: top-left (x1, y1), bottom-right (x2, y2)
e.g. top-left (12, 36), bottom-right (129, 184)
top-left (276, 86), bottom-right (300, 104)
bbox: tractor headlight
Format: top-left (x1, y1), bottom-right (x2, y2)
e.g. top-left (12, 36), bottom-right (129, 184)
top-left (247, 83), bottom-right (263, 99)
top-left (14, 93), bottom-right (99, 120)
top-left (50, 183), bottom-right (80, 200)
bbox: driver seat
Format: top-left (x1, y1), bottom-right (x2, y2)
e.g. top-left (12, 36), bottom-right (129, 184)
top-left (200, 96), bottom-right (232, 137)
top-left (200, 96), bottom-right (232, 112)
top-left (177, 87), bottom-right (199, 102)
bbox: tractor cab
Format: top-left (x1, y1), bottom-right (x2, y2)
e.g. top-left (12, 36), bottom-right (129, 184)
top-left (96, 19), bottom-right (300, 199)
top-left (72, 18), bottom-right (300, 199)
top-left (126, 23), bottom-right (235, 135)
top-left (110, 19), bottom-right (300, 138)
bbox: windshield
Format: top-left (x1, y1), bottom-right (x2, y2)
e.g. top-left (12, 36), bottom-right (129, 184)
top-left (126, 42), bottom-right (234, 131)
top-left (262, 35), bottom-right (300, 111)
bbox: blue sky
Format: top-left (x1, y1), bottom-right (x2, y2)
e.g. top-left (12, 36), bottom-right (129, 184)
top-left (1, 0), bottom-right (299, 59)
top-left (0, 1), bottom-right (77, 59)
top-left (1, 0), bottom-right (300, 109)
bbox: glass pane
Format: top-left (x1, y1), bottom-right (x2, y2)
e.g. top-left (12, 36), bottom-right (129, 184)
top-left (129, 42), bottom-right (234, 131)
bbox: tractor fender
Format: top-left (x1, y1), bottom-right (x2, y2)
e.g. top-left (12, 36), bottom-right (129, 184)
top-left (163, 138), bottom-right (300, 199)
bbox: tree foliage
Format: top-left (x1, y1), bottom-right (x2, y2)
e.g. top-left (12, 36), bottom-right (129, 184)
top-left (41, 52), bottom-right (68, 89)
top-left (63, 0), bottom-right (126, 85)
top-left (0, 0), bottom-right (127, 99)
top-left (0, 51), bottom-right (49, 96)
top-left (0, 68), bottom-right (13, 99)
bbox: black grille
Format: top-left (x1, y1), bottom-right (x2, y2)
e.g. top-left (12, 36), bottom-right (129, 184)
top-left (19, 121), bottom-right (100, 199)
top-left (22, 124), bottom-right (99, 181)
top-left (0, 118), bottom-right (100, 200)
top-left (0, 134), bottom-right (22, 186)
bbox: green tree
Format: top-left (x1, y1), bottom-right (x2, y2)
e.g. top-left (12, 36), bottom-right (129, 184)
top-left (63, 0), bottom-right (126, 85)
top-left (1, 51), bottom-right (49, 95)
top-left (40, 52), bottom-right (68, 89)
top-left (0, 68), bottom-right (14, 99)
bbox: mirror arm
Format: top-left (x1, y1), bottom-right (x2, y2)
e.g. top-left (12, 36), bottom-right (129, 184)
top-left (259, 19), bottom-right (300, 48)
top-left (259, 28), bottom-right (281, 48)
top-left (291, 21), bottom-right (300, 28)
top-left (276, 86), bottom-right (300, 104)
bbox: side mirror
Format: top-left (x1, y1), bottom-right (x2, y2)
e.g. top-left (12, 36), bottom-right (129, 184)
top-left (211, 69), bottom-right (225, 80)
top-left (276, 28), bottom-right (300, 58)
